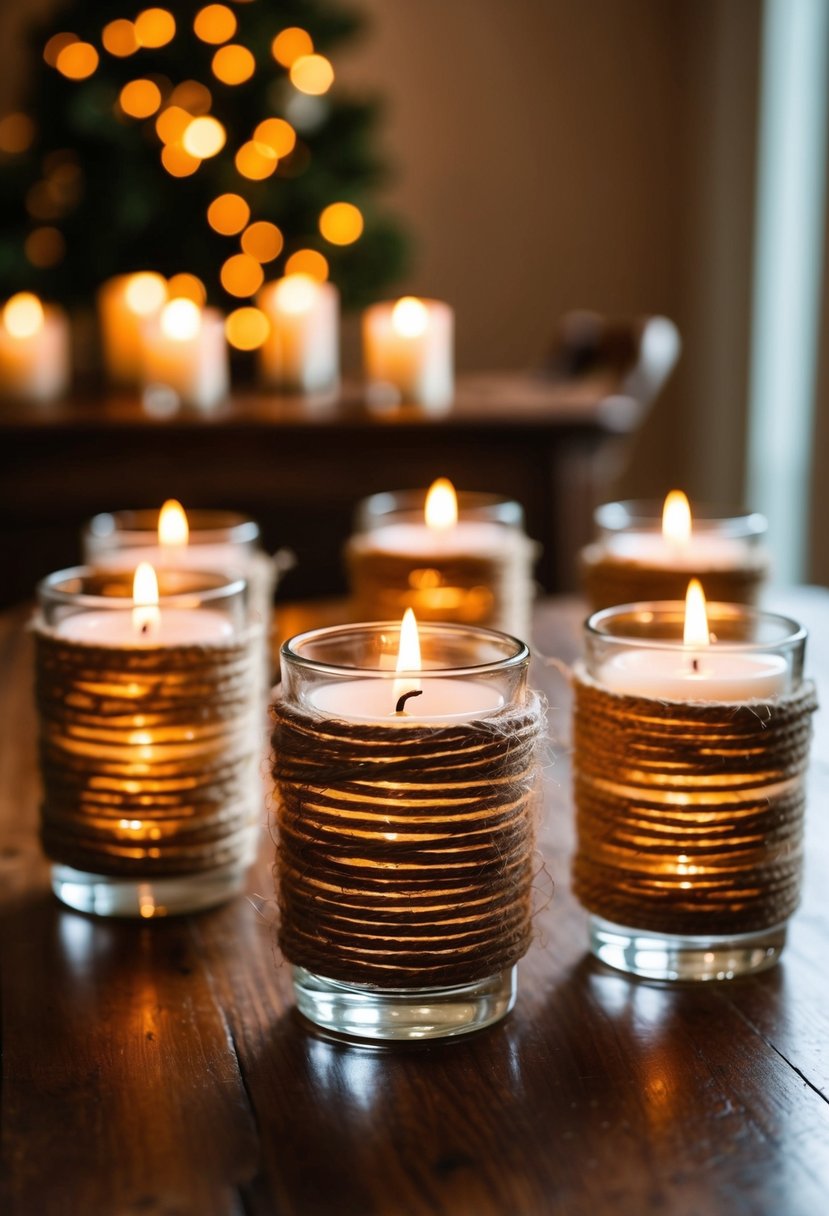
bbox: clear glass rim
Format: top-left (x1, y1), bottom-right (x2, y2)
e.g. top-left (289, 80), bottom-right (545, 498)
top-left (356, 489), bottom-right (524, 530)
top-left (282, 620), bottom-right (530, 679)
top-left (37, 565), bottom-right (247, 610)
top-left (586, 600), bottom-right (806, 653)
top-left (85, 509), bottom-right (260, 547)
top-left (595, 499), bottom-right (768, 537)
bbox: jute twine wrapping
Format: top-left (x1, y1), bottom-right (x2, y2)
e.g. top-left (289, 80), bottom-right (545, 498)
top-left (572, 664), bottom-right (817, 936)
top-left (345, 535), bottom-right (538, 640)
top-left (34, 624), bottom-right (262, 877)
top-left (580, 543), bottom-right (770, 612)
top-left (271, 691), bottom-right (546, 988)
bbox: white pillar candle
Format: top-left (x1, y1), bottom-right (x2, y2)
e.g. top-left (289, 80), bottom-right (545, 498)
top-left (601, 491), bottom-right (761, 570)
top-left (141, 299), bottom-right (229, 411)
top-left (257, 274), bottom-right (339, 394)
top-left (362, 296), bottom-right (454, 412)
top-left (0, 293), bottom-right (70, 402)
top-left (98, 273), bottom-right (167, 386)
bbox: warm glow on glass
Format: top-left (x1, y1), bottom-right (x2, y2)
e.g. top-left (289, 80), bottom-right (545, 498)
top-left (167, 273), bottom-right (206, 306)
top-left (274, 273), bottom-right (317, 314)
top-left (234, 140), bottom-right (277, 180)
top-left (56, 42), bottom-right (99, 80)
top-left (160, 298), bottom-right (201, 341)
top-left (393, 609), bottom-right (422, 704)
top-left (220, 253), bottom-right (264, 297)
top-left (253, 117), bottom-right (296, 157)
top-left (225, 306), bottom-right (270, 350)
top-left (241, 221), bottom-right (283, 263)
top-left (158, 499), bottom-right (189, 547)
top-left (212, 44), bottom-right (255, 86)
top-left (182, 115), bottom-right (226, 158)
top-left (102, 19), bottom-right (139, 58)
top-left (132, 562), bottom-right (160, 635)
top-left (290, 54), bottom-right (334, 96)
top-left (25, 227), bottom-right (66, 268)
top-left (125, 273), bottom-right (167, 316)
top-left (194, 4), bottom-right (237, 45)
top-left (155, 106), bottom-right (190, 145)
top-left (0, 112), bottom-right (35, 154)
top-left (662, 490), bottom-right (692, 544)
top-left (284, 248), bottom-right (328, 281)
top-left (392, 296), bottom-right (429, 339)
top-left (44, 33), bottom-right (78, 68)
top-left (272, 27), bottom-right (313, 68)
top-left (161, 144), bottom-right (201, 177)
top-left (3, 293), bottom-right (44, 339)
top-left (425, 478), bottom-right (458, 531)
top-left (207, 192), bottom-right (250, 235)
top-left (119, 79), bottom-right (163, 119)
top-left (683, 579), bottom-right (710, 648)
top-left (134, 8), bottom-right (176, 49)
top-left (319, 202), bottom-right (363, 246)
top-left (169, 80), bottom-right (212, 115)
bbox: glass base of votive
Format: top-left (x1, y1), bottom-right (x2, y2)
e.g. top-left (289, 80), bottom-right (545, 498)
top-left (291, 965), bottom-right (517, 1042)
top-left (51, 861), bottom-right (249, 919)
top-left (589, 915), bottom-right (788, 981)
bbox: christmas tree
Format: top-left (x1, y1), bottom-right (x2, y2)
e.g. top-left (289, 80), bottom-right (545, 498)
top-left (0, 1), bottom-right (407, 338)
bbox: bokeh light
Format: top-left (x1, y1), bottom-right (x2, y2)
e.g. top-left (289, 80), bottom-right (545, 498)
top-left (194, 5), bottom-right (237, 45)
top-left (124, 273), bottom-right (167, 315)
top-left (119, 79), bottom-right (163, 119)
top-left (274, 274), bottom-right (318, 314)
top-left (235, 140), bottom-right (277, 180)
top-left (271, 28), bottom-right (313, 68)
top-left (25, 227), bottom-right (66, 268)
top-left (156, 106), bottom-right (191, 145)
top-left (134, 8), bottom-right (176, 49)
top-left (102, 19), bottom-right (139, 58)
top-left (212, 45), bottom-right (255, 86)
top-left (161, 144), bottom-right (201, 177)
top-left (241, 221), bottom-right (283, 263)
top-left (167, 273), bottom-right (206, 306)
top-left (183, 116), bottom-right (226, 158)
top-left (56, 42), bottom-right (100, 81)
top-left (290, 54), bottom-right (334, 96)
top-left (220, 253), bottom-right (264, 297)
top-left (0, 113), bottom-right (35, 154)
top-left (207, 193), bottom-right (250, 235)
top-left (26, 183), bottom-right (61, 221)
top-left (226, 306), bottom-right (270, 350)
top-left (284, 248), bottom-right (329, 281)
top-left (319, 202), bottom-right (363, 246)
top-left (3, 292), bottom-right (44, 338)
top-left (170, 80), bottom-right (212, 114)
top-left (44, 33), bottom-right (78, 69)
top-left (254, 117), bottom-right (296, 158)
top-left (160, 298), bottom-right (201, 341)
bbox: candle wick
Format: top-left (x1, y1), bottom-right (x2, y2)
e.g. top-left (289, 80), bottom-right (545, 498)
top-left (395, 689), bottom-right (423, 714)
top-left (141, 622), bottom-right (150, 636)
top-left (692, 657), bottom-right (699, 673)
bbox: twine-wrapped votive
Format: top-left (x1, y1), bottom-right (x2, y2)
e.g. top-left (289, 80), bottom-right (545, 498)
top-left (34, 566), bottom-right (262, 918)
top-left (271, 617), bottom-right (546, 1041)
top-left (580, 494), bottom-right (770, 612)
top-left (572, 590), bottom-right (816, 980)
top-left (345, 481), bottom-right (538, 643)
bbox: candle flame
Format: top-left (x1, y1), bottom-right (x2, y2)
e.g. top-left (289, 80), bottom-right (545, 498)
top-left (662, 490), bottom-right (692, 544)
top-left (274, 273), bottom-right (317, 314)
top-left (391, 296), bottom-right (428, 338)
top-left (424, 477), bottom-right (458, 531)
top-left (158, 499), bottom-right (189, 547)
top-left (392, 608), bottom-right (422, 705)
top-left (132, 561), bottom-right (160, 636)
top-left (3, 292), bottom-right (44, 339)
top-left (160, 298), bottom-right (201, 341)
top-left (124, 272), bottom-right (167, 316)
top-left (683, 578), bottom-right (709, 648)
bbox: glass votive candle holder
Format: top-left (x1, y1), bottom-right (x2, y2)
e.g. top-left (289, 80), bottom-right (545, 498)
top-left (34, 566), bottom-right (262, 918)
top-left (345, 487), bottom-right (538, 642)
top-left (580, 499), bottom-right (770, 611)
top-left (271, 619), bottom-right (545, 1041)
top-left (572, 599), bottom-right (816, 980)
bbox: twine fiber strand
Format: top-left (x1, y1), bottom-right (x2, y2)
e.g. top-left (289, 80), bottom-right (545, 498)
top-left (580, 544), bottom-right (769, 612)
top-left (572, 666), bottom-right (817, 935)
top-left (34, 625), bottom-right (262, 877)
top-left (271, 691), bottom-right (546, 988)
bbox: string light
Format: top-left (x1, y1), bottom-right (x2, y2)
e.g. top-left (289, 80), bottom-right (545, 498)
top-left (271, 28), bottom-right (313, 68)
top-left (285, 249), bottom-right (329, 281)
top-left (253, 117), bottom-right (296, 157)
top-left (119, 79), bottom-right (163, 119)
top-left (207, 193), bottom-right (250, 235)
top-left (43, 33), bottom-right (78, 68)
top-left (169, 81), bottom-right (212, 114)
top-left (161, 144), bottom-right (201, 177)
top-left (0, 113), bottom-right (35, 154)
top-left (220, 253), bottom-right (264, 297)
top-left (167, 273), bottom-right (206, 305)
top-left (212, 45), bottom-right (255, 86)
top-left (241, 221), bottom-right (283, 263)
top-left (25, 227), bottom-right (66, 268)
top-left (134, 9), bottom-right (176, 50)
top-left (225, 306), bottom-right (270, 350)
top-left (56, 42), bottom-right (99, 81)
top-left (319, 202), bottom-right (363, 246)
top-left (289, 54), bottom-right (334, 96)
top-left (235, 141), bottom-right (277, 180)
top-left (182, 116), bottom-right (226, 158)
top-left (194, 5), bottom-right (237, 45)
top-left (156, 106), bottom-right (191, 144)
top-left (102, 20), bottom-right (139, 58)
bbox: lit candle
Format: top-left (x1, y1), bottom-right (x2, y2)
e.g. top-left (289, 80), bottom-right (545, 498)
top-left (0, 293), bottom-right (70, 402)
top-left (98, 273), bottom-right (167, 386)
top-left (362, 296), bottom-right (453, 412)
top-left (308, 608), bottom-right (504, 722)
top-left (607, 491), bottom-right (755, 569)
top-left (57, 562), bottom-right (235, 647)
top-left (598, 579), bottom-right (788, 701)
top-left (257, 274), bottom-right (339, 394)
top-left (141, 299), bottom-right (229, 411)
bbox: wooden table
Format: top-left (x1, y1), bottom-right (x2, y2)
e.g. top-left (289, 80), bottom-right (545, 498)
top-left (2, 589), bottom-right (828, 1216)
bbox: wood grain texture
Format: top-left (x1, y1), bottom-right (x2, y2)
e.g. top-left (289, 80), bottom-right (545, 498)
top-left (2, 593), bottom-right (829, 1216)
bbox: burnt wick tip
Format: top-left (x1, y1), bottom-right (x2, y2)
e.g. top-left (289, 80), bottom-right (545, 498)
top-left (692, 658), bottom-right (699, 673)
top-left (395, 689), bottom-right (423, 714)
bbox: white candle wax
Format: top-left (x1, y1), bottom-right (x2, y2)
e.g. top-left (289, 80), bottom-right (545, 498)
top-left (0, 299), bottom-right (70, 402)
top-left (600, 647), bottom-right (789, 701)
top-left (310, 677), bottom-right (503, 723)
top-left (365, 519), bottom-right (516, 558)
top-left (56, 607), bottom-right (234, 648)
top-left (258, 276), bottom-right (339, 394)
top-left (606, 532), bottom-right (752, 570)
top-left (141, 303), bottom-right (229, 411)
top-left (98, 273), bottom-right (167, 386)
top-left (362, 298), bottom-right (454, 413)
top-left (93, 542), bottom-right (245, 574)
